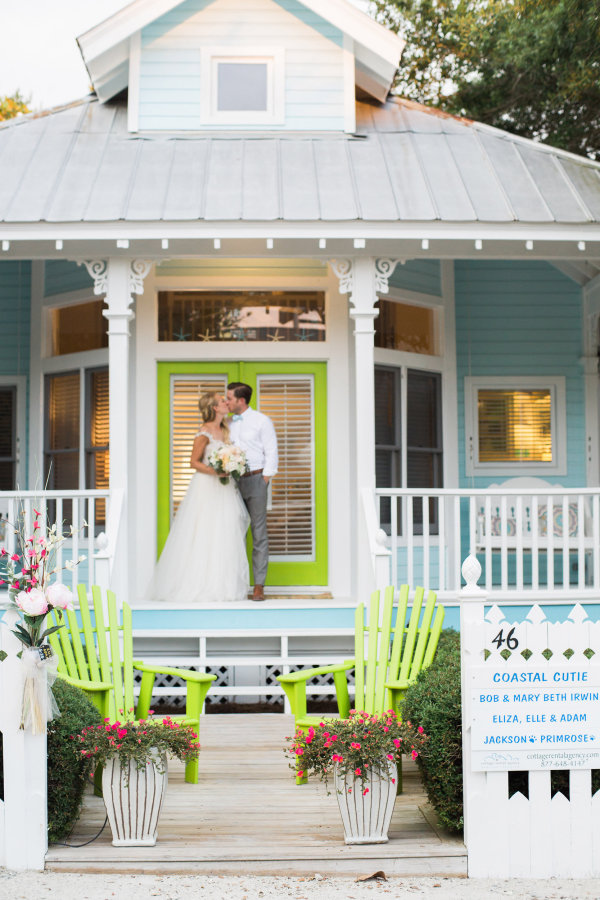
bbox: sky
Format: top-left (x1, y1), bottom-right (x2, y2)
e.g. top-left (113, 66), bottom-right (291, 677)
top-left (1, 0), bottom-right (374, 112)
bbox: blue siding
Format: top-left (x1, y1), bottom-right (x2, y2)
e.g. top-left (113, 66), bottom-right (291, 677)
top-left (139, 0), bottom-right (346, 131)
top-left (0, 261), bottom-right (30, 376)
top-left (389, 259), bottom-right (441, 297)
top-left (44, 260), bottom-right (93, 296)
top-left (455, 260), bottom-right (585, 488)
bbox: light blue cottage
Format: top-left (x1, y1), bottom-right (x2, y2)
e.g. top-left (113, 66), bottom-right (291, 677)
top-left (1, 0), bottom-right (600, 704)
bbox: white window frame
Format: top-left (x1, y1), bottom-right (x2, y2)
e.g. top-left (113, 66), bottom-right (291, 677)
top-left (0, 375), bottom-right (26, 489)
top-left (465, 375), bottom-right (567, 477)
top-left (200, 47), bottom-right (285, 125)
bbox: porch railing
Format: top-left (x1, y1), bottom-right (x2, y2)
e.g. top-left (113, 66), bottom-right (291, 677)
top-left (375, 487), bottom-right (600, 599)
top-left (0, 490), bottom-right (112, 592)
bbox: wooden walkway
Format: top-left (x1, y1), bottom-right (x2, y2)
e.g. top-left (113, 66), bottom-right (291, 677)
top-left (46, 714), bottom-right (466, 876)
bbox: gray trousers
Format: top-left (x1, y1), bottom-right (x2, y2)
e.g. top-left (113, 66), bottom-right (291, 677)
top-left (238, 474), bottom-right (269, 585)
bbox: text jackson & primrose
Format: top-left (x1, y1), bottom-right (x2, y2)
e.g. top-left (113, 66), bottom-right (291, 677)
top-left (483, 733), bottom-right (594, 745)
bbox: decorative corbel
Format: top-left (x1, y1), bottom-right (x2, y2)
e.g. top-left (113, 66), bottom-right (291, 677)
top-left (330, 259), bottom-right (354, 295)
top-left (78, 259), bottom-right (108, 296)
top-left (374, 258), bottom-right (403, 294)
top-left (129, 259), bottom-right (152, 295)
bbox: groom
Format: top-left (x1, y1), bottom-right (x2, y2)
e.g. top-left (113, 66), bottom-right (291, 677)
top-left (227, 382), bottom-right (278, 601)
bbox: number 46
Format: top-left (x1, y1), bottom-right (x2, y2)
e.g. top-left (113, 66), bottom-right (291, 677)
top-left (491, 628), bottom-right (519, 650)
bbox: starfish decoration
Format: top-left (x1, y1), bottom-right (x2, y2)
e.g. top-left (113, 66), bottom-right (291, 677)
top-left (268, 330), bottom-right (282, 342)
top-left (198, 329), bottom-right (215, 342)
top-left (174, 328), bottom-right (191, 341)
top-left (298, 329), bottom-right (310, 341)
top-left (232, 330), bottom-right (245, 341)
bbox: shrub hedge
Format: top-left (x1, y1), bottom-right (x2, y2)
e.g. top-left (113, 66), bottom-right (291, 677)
top-left (47, 679), bottom-right (102, 841)
top-left (402, 628), bottom-right (463, 833)
top-left (0, 678), bottom-right (102, 842)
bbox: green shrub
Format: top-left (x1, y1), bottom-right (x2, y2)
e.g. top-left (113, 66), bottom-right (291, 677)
top-left (47, 679), bottom-right (102, 841)
top-left (402, 628), bottom-right (463, 833)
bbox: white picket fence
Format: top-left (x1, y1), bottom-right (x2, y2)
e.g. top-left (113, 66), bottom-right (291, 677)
top-left (460, 557), bottom-right (600, 877)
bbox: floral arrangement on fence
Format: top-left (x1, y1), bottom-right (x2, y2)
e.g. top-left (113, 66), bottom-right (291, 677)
top-left (207, 444), bottom-right (248, 485)
top-left (73, 712), bottom-right (201, 776)
top-left (285, 710), bottom-right (428, 792)
top-left (0, 505), bottom-right (86, 733)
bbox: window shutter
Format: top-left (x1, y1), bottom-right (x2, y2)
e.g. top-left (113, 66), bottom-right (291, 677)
top-left (87, 368), bottom-right (110, 509)
top-left (257, 376), bottom-right (314, 560)
top-left (478, 389), bottom-right (552, 463)
top-left (0, 387), bottom-right (16, 490)
top-left (170, 376), bottom-right (227, 520)
top-left (45, 372), bottom-right (80, 489)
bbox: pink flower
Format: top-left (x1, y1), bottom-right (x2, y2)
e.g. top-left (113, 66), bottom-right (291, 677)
top-left (355, 767), bottom-right (361, 776)
top-left (332, 754), bottom-right (344, 763)
top-left (10, 553), bottom-right (19, 562)
top-left (0, 548), bottom-right (6, 557)
top-left (350, 742), bottom-right (361, 750)
top-left (16, 588), bottom-right (48, 616)
top-left (417, 726), bottom-right (424, 734)
top-left (362, 788), bottom-right (369, 796)
top-left (297, 770), bottom-right (304, 778)
top-left (46, 582), bottom-right (74, 611)
top-left (386, 754), bottom-right (394, 760)
top-left (411, 750), bottom-right (418, 760)
top-left (393, 738), bottom-right (402, 748)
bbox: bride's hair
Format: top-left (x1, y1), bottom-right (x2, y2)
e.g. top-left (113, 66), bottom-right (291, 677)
top-left (198, 391), bottom-right (230, 440)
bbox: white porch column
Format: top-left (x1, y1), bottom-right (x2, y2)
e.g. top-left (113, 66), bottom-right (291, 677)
top-left (331, 258), bottom-right (401, 600)
top-left (80, 259), bottom-right (151, 600)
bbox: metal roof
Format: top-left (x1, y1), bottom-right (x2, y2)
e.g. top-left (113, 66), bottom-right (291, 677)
top-left (1, 95), bottom-right (600, 225)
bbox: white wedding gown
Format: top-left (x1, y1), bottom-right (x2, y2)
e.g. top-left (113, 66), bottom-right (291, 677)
top-left (148, 432), bottom-right (250, 603)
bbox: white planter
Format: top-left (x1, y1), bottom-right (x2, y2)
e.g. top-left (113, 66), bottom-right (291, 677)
top-left (334, 759), bottom-right (397, 844)
top-left (101, 751), bottom-right (168, 847)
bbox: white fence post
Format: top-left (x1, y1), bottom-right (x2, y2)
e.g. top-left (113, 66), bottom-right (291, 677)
top-left (0, 603), bottom-right (48, 870)
top-left (459, 555), bottom-right (489, 875)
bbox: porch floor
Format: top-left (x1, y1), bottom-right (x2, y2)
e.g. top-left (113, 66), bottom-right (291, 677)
top-left (45, 714), bottom-right (466, 876)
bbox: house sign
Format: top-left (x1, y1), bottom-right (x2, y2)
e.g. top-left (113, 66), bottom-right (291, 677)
top-left (470, 665), bottom-right (600, 771)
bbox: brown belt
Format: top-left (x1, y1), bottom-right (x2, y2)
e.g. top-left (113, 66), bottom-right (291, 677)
top-left (242, 468), bottom-right (264, 478)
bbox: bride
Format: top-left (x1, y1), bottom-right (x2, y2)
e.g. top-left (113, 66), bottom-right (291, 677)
top-left (148, 391), bottom-right (250, 603)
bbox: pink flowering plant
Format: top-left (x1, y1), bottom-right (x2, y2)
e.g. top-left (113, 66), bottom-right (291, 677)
top-left (285, 709), bottom-right (428, 792)
top-left (0, 506), bottom-right (85, 654)
top-left (73, 711), bottom-right (201, 776)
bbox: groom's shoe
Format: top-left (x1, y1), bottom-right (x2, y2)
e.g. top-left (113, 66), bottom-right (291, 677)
top-left (252, 585), bottom-right (265, 602)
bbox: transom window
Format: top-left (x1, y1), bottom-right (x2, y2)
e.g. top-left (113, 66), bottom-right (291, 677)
top-left (465, 376), bottom-right (566, 476)
top-left (50, 300), bottom-right (107, 356)
top-left (158, 291), bottom-right (325, 342)
top-left (375, 299), bottom-right (437, 355)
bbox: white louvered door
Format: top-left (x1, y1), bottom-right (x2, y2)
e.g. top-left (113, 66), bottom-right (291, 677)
top-left (257, 375), bottom-right (315, 561)
top-left (170, 375), bottom-right (227, 519)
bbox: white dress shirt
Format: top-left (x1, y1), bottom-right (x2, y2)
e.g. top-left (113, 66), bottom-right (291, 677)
top-left (229, 407), bottom-right (278, 477)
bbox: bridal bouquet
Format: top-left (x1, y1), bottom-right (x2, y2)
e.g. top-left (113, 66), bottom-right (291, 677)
top-left (207, 444), bottom-right (248, 485)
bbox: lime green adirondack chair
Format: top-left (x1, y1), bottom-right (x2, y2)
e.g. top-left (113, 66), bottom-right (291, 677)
top-left (278, 584), bottom-right (444, 788)
top-left (48, 585), bottom-right (216, 784)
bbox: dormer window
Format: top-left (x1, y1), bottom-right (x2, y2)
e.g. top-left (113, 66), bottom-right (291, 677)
top-left (201, 48), bottom-right (284, 125)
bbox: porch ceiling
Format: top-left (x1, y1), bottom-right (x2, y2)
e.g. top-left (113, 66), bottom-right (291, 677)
top-left (2, 95), bottom-right (600, 236)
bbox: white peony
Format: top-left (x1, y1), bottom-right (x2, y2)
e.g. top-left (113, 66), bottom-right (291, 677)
top-left (45, 582), bottom-right (74, 611)
top-left (16, 588), bottom-right (48, 616)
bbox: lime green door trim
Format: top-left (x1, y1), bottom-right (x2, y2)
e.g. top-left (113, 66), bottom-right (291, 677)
top-left (157, 361), bottom-right (328, 587)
